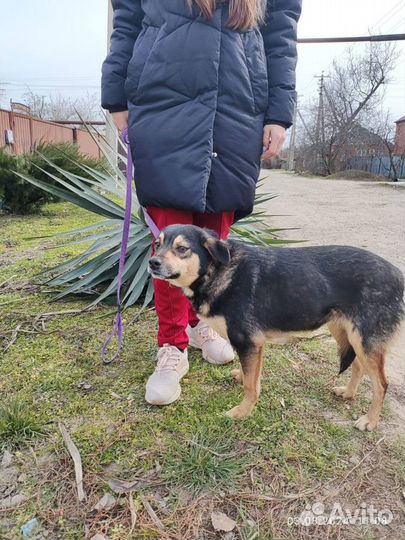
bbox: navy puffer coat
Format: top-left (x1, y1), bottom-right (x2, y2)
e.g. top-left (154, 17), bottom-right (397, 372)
top-left (102, 0), bottom-right (301, 220)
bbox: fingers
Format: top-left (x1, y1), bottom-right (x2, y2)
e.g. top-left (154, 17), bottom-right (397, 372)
top-left (261, 124), bottom-right (286, 161)
top-left (111, 111), bottom-right (129, 133)
top-left (262, 137), bottom-right (283, 160)
top-left (262, 124), bottom-right (271, 151)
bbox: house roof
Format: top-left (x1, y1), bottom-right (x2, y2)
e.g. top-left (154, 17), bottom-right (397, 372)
top-left (395, 115), bottom-right (405, 124)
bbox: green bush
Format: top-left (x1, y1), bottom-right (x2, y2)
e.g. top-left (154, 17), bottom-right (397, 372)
top-left (0, 147), bottom-right (51, 214)
top-left (0, 142), bottom-right (108, 215)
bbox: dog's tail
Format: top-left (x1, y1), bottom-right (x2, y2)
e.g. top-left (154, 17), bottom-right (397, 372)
top-left (339, 345), bottom-right (356, 374)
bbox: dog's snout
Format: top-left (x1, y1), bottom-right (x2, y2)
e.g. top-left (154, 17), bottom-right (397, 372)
top-left (149, 257), bottom-right (162, 271)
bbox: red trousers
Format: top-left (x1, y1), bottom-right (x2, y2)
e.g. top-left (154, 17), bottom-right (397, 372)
top-left (146, 207), bottom-right (234, 349)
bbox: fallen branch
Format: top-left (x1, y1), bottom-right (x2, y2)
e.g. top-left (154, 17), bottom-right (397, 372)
top-left (3, 323), bottom-right (22, 352)
top-left (238, 486), bottom-right (318, 503)
top-left (127, 307), bottom-right (155, 326)
top-left (58, 422), bottom-right (86, 502)
top-left (36, 309), bottom-right (84, 317)
top-left (338, 436), bottom-right (385, 485)
top-left (0, 274), bottom-right (18, 289)
top-left (140, 495), bottom-right (165, 532)
top-left (186, 438), bottom-right (247, 458)
top-left (0, 298), bottom-right (28, 307)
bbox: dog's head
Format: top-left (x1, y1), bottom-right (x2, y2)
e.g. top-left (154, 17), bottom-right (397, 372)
top-left (148, 224), bottom-right (231, 288)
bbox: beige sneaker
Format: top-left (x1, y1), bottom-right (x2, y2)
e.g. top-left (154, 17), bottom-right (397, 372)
top-left (187, 321), bottom-right (234, 365)
top-left (145, 345), bottom-right (189, 405)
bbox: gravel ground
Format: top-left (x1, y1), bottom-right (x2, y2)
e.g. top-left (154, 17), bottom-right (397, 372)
top-left (261, 170), bottom-right (405, 429)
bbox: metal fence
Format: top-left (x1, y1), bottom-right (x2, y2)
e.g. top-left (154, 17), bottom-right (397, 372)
top-left (0, 108), bottom-right (103, 159)
top-left (347, 155), bottom-right (405, 179)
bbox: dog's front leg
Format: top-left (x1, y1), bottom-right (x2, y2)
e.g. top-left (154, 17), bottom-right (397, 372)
top-left (226, 344), bottom-right (264, 419)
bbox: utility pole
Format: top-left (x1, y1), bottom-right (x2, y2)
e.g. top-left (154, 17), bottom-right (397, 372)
top-left (287, 98), bottom-right (298, 171)
top-left (314, 72), bottom-right (329, 173)
top-left (105, 0), bottom-right (117, 162)
top-left (314, 72), bottom-right (325, 147)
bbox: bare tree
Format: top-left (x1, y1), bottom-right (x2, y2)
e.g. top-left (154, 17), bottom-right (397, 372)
top-left (368, 110), bottom-right (400, 180)
top-left (296, 42), bottom-right (399, 175)
top-left (22, 90), bottom-right (102, 121)
top-left (73, 92), bottom-right (102, 122)
top-left (23, 91), bottom-right (48, 118)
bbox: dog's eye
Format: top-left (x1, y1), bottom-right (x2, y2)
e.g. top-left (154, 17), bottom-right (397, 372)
top-left (154, 239), bottom-right (160, 250)
top-left (177, 246), bottom-right (189, 255)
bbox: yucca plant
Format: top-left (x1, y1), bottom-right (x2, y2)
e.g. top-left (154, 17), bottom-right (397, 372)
top-left (15, 125), bottom-right (294, 310)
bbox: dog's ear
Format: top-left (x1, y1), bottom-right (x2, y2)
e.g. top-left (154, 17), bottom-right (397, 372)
top-left (203, 236), bottom-right (231, 265)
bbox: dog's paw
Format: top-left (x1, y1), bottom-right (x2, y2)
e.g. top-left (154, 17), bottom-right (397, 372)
top-left (354, 414), bottom-right (378, 431)
top-left (225, 405), bottom-right (249, 419)
top-left (231, 369), bottom-right (243, 384)
top-left (333, 386), bottom-right (355, 399)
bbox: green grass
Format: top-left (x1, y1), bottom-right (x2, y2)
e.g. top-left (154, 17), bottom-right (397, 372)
top-left (163, 430), bottom-right (248, 493)
top-left (0, 398), bottom-right (44, 446)
top-left (0, 201), bottom-right (404, 540)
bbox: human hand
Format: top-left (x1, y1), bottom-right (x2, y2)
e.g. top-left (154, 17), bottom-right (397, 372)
top-left (261, 124), bottom-right (286, 160)
top-left (111, 110), bottom-right (129, 133)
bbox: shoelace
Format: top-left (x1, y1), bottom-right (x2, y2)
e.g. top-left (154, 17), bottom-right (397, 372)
top-left (155, 345), bottom-right (183, 373)
top-left (195, 324), bottom-right (218, 344)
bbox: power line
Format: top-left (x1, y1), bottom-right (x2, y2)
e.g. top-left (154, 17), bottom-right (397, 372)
top-left (4, 83), bottom-right (100, 89)
top-left (298, 33), bottom-right (405, 43)
top-left (2, 76), bottom-right (100, 81)
top-left (370, 0), bottom-right (404, 30)
top-left (386, 19), bottom-right (405, 33)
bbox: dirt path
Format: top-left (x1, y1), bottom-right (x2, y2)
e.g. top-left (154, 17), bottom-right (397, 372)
top-left (260, 171), bottom-right (405, 428)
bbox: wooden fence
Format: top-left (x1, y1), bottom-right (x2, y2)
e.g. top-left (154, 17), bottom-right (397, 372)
top-left (0, 108), bottom-right (104, 159)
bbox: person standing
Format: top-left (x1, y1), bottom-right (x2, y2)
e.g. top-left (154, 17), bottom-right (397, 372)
top-left (102, 0), bottom-right (302, 405)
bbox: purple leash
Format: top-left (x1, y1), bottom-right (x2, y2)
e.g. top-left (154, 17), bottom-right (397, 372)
top-left (102, 128), bottom-right (160, 364)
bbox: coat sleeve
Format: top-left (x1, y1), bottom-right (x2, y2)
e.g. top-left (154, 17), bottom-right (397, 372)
top-left (260, 0), bottom-right (302, 128)
top-left (101, 0), bottom-right (144, 112)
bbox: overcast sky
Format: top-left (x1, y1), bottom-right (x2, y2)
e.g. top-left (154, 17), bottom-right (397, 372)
top-left (1, 0), bottom-right (404, 122)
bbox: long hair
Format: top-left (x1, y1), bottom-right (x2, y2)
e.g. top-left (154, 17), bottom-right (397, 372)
top-left (188, 0), bottom-right (265, 31)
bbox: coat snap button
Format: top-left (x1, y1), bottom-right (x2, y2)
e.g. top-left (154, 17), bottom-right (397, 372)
top-left (212, 152), bottom-right (218, 158)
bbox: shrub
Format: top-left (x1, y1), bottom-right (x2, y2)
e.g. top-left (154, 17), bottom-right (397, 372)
top-left (0, 143), bottom-right (108, 215)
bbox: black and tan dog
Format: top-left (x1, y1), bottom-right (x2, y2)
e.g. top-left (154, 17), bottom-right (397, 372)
top-left (148, 225), bottom-right (404, 431)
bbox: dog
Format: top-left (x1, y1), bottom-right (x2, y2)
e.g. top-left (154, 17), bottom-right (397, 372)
top-left (148, 224), bottom-right (404, 431)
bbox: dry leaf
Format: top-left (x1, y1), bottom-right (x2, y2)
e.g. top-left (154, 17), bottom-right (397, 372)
top-left (1, 450), bottom-right (13, 469)
top-left (211, 511), bottom-right (236, 532)
top-left (109, 391), bottom-right (123, 400)
top-left (0, 466), bottom-right (18, 492)
top-left (77, 381), bottom-right (92, 390)
top-left (59, 422), bottom-right (86, 502)
top-left (107, 477), bottom-right (140, 494)
top-left (93, 492), bottom-right (117, 511)
top-left (128, 492), bottom-right (137, 532)
top-left (107, 471), bottom-right (160, 494)
top-left (0, 493), bottom-right (27, 509)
